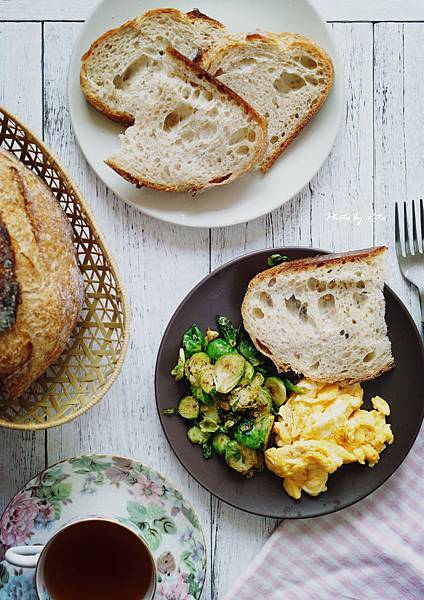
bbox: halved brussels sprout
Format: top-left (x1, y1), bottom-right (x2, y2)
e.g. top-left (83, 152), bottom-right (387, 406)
top-left (199, 417), bottom-right (219, 434)
top-left (239, 359), bottom-right (255, 386)
top-left (265, 376), bottom-right (287, 408)
top-left (187, 426), bottom-right (210, 445)
top-left (178, 396), bottom-right (199, 420)
top-left (198, 365), bottom-right (215, 394)
top-left (229, 373), bottom-right (264, 411)
top-left (214, 353), bottom-right (245, 394)
top-left (207, 339), bottom-right (235, 362)
top-left (224, 440), bottom-right (260, 475)
top-left (184, 352), bottom-right (211, 386)
top-left (191, 385), bottom-right (212, 406)
top-left (171, 348), bottom-right (186, 381)
top-left (256, 387), bottom-right (273, 415)
top-left (234, 414), bottom-right (274, 450)
top-left (212, 432), bottom-right (231, 456)
top-left (200, 401), bottom-right (220, 424)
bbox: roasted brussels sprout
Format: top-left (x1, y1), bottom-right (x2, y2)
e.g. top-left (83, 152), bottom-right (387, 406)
top-left (171, 348), bottom-right (186, 381)
top-left (239, 360), bottom-right (255, 386)
top-left (256, 387), bottom-right (273, 415)
top-left (202, 441), bottom-right (214, 459)
top-left (205, 328), bottom-right (219, 344)
top-left (214, 353), bottom-right (246, 394)
top-left (224, 440), bottom-right (260, 475)
top-left (184, 352), bottom-right (211, 386)
top-left (206, 338), bottom-right (235, 362)
top-left (284, 379), bottom-right (306, 394)
top-left (199, 417), bottom-right (219, 434)
top-left (178, 396), bottom-right (200, 420)
top-left (216, 316), bottom-right (238, 347)
top-left (198, 365), bottom-right (215, 394)
top-left (200, 401), bottom-right (220, 424)
top-left (191, 385), bottom-right (212, 406)
top-left (212, 432), bottom-right (231, 455)
top-left (183, 324), bottom-right (206, 357)
top-left (237, 326), bottom-right (262, 367)
top-left (229, 373), bottom-right (264, 411)
top-left (234, 414), bottom-right (274, 450)
top-left (267, 253), bottom-right (290, 267)
top-left (187, 426), bottom-right (210, 445)
top-left (265, 376), bottom-right (287, 408)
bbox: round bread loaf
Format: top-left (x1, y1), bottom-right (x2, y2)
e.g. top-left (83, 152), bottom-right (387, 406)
top-left (0, 149), bottom-right (84, 401)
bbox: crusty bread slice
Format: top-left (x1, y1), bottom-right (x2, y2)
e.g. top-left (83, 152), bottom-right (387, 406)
top-left (106, 48), bottom-right (267, 194)
top-left (200, 32), bottom-right (334, 172)
top-left (80, 8), bottom-right (227, 125)
top-left (241, 247), bottom-right (394, 385)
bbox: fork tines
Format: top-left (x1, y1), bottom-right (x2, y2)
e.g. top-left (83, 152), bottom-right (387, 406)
top-left (395, 199), bottom-right (424, 257)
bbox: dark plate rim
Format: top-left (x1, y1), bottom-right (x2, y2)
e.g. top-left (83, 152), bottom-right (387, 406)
top-left (155, 247), bottom-right (424, 518)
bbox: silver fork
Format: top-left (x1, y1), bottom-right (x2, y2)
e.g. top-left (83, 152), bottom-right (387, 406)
top-left (395, 199), bottom-right (424, 325)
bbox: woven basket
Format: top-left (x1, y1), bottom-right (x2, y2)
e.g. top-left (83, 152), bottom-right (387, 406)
top-left (0, 107), bottom-right (129, 430)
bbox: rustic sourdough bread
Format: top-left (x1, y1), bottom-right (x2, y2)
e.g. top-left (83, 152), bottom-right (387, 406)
top-left (106, 48), bottom-right (267, 194)
top-left (200, 32), bottom-right (334, 171)
top-left (241, 247), bottom-right (394, 385)
top-left (80, 8), bottom-right (227, 125)
top-left (0, 150), bottom-right (84, 401)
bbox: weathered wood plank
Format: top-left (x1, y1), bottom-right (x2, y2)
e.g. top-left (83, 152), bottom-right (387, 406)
top-left (1, 0), bottom-right (424, 22)
top-left (43, 22), bottom-right (213, 595)
top-left (311, 23), bottom-right (374, 251)
top-left (374, 23), bottom-right (422, 322)
top-left (0, 23), bottom-right (45, 510)
top-left (210, 22), bottom-right (375, 599)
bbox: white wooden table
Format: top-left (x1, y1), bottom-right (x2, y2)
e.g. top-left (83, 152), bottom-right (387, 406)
top-left (0, 1), bottom-right (423, 598)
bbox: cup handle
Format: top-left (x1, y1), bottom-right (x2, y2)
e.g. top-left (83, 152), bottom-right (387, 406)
top-left (5, 545), bottom-right (44, 569)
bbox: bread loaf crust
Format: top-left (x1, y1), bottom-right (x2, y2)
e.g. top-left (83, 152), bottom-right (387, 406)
top-left (0, 149), bottom-right (85, 400)
top-left (0, 214), bottom-right (18, 333)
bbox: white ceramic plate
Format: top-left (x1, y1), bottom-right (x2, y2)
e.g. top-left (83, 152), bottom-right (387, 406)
top-left (68, 0), bottom-right (344, 228)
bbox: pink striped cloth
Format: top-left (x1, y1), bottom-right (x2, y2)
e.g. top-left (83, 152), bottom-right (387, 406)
top-left (224, 427), bottom-right (424, 600)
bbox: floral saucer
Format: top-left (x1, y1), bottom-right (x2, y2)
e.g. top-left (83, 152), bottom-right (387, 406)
top-left (0, 455), bottom-right (206, 599)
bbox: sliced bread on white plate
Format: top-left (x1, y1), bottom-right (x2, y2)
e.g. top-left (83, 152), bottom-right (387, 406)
top-left (200, 32), bottom-right (334, 172)
top-left (241, 247), bottom-right (394, 385)
top-left (80, 8), bottom-right (227, 125)
top-left (105, 48), bottom-right (268, 194)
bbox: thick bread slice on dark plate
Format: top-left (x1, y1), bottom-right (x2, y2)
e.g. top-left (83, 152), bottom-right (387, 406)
top-left (242, 247), bottom-right (395, 385)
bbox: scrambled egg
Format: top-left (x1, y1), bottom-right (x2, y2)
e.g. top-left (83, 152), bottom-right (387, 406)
top-left (265, 379), bottom-right (394, 499)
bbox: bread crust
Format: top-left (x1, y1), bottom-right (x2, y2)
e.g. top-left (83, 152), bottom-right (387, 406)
top-left (241, 246), bottom-right (394, 385)
top-left (201, 31), bottom-right (334, 172)
top-left (0, 150), bottom-right (85, 400)
top-left (80, 18), bottom-right (138, 125)
top-left (80, 8), bottom-right (226, 125)
top-left (0, 214), bottom-right (18, 332)
top-left (106, 47), bottom-right (268, 194)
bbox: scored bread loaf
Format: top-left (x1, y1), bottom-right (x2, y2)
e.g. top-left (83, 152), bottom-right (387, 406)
top-left (106, 47), bottom-right (268, 194)
top-left (200, 32), bottom-right (334, 171)
top-left (241, 247), bottom-right (394, 385)
top-left (0, 149), bottom-right (84, 401)
top-left (80, 8), bottom-right (227, 125)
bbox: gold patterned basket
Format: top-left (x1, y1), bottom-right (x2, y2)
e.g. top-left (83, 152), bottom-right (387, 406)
top-left (0, 107), bottom-right (129, 430)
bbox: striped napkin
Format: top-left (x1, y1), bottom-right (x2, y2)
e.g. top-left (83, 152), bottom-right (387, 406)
top-left (224, 427), bottom-right (424, 600)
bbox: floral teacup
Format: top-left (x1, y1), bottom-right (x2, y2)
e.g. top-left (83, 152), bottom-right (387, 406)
top-left (5, 516), bottom-right (157, 600)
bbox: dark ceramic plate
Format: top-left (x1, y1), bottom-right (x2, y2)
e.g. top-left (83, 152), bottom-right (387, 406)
top-left (155, 248), bottom-right (424, 518)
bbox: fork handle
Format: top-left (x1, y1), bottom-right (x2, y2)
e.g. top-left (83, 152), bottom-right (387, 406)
top-left (419, 288), bottom-right (424, 339)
